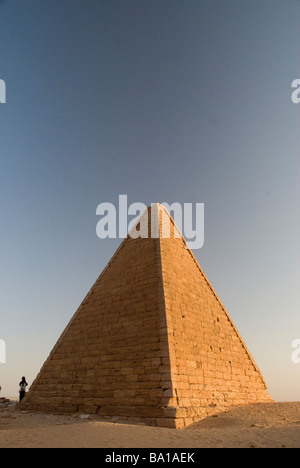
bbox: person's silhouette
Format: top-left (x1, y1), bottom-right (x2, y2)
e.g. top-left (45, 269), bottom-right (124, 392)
top-left (19, 377), bottom-right (28, 402)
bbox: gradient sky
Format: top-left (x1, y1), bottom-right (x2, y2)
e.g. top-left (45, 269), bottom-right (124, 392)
top-left (0, 0), bottom-right (299, 400)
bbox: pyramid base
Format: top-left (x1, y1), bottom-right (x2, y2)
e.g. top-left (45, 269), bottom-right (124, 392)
top-left (19, 395), bottom-right (273, 429)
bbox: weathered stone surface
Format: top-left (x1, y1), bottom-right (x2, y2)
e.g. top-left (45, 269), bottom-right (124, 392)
top-left (21, 205), bottom-right (272, 426)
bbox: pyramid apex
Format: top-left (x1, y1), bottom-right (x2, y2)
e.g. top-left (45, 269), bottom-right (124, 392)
top-left (128, 202), bottom-right (184, 242)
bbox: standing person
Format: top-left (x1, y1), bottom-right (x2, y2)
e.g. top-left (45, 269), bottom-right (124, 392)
top-left (19, 377), bottom-right (28, 402)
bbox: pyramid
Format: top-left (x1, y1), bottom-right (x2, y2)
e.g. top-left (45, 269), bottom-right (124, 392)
top-left (21, 205), bottom-right (272, 428)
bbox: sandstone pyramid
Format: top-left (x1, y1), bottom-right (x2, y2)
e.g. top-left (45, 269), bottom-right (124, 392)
top-left (21, 205), bottom-right (272, 427)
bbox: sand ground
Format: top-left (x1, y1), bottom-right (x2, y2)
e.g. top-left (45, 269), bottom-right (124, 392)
top-left (0, 400), bottom-right (300, 448)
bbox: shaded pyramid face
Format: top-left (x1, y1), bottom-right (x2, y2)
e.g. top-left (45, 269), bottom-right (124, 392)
top-left (21, 205), bottom-right (272, 428)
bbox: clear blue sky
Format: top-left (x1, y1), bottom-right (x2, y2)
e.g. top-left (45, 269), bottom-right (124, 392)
top-left (0, 0), bottom-right (299, 400)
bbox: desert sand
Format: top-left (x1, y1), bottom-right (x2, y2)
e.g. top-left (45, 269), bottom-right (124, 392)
top-left (0, 399), bottom-right (300, 448)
